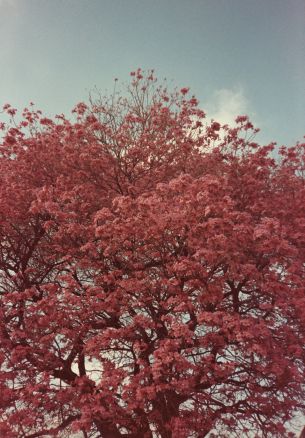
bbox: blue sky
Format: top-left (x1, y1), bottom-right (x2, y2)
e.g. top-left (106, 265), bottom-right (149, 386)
top-left (0, 0), bottom-right (304, 146)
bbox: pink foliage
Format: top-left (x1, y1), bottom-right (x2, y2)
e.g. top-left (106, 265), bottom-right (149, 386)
top-left (0, 71), bottom-right (304, 437)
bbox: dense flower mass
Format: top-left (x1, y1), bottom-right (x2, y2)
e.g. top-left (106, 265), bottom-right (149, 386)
top-left (0, 70), bottom-right (304, 437)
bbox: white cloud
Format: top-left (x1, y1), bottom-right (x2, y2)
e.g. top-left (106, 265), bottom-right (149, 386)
top-left (206, 86), bottom-right (252, 127)
top-left (0, 0), bottom-right (17, 8)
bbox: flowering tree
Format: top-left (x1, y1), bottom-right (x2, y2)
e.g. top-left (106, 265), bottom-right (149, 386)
top-left (0, 70), bottom-right (304, 438)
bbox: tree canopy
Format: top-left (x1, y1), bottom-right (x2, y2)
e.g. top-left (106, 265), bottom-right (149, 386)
top-left (0, 70), bottom-right (304, 437)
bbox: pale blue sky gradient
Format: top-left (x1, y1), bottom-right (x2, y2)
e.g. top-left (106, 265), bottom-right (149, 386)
top-left (0, 0), bottom-right (304, 146)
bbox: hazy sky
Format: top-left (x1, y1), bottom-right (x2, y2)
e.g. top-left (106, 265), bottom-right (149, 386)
top-left (0, 0), bottom-right (304, 146)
